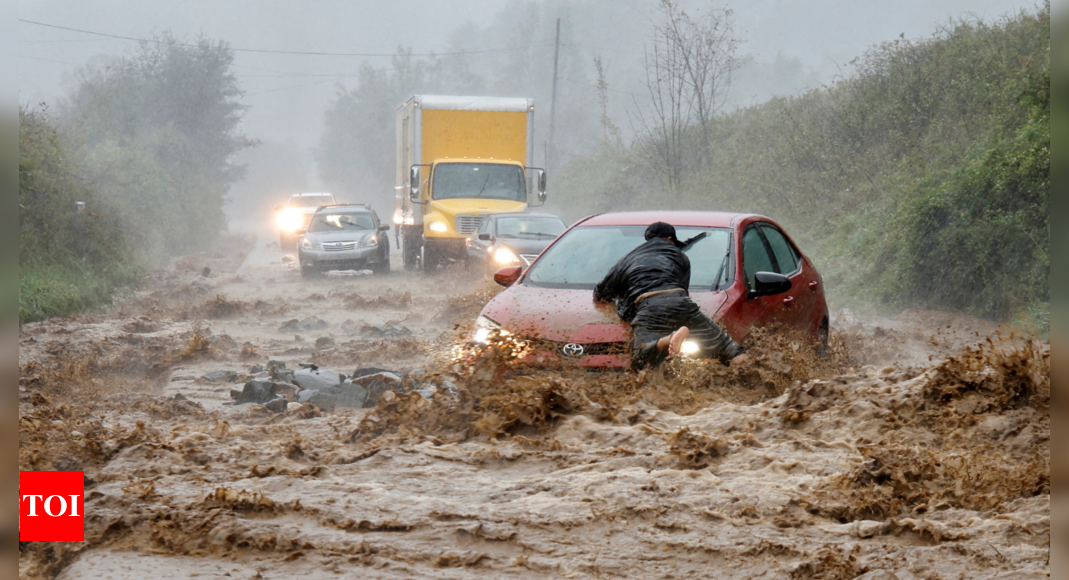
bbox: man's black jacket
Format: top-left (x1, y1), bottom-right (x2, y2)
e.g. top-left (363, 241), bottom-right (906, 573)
top-left (593, 238), bottom-right (690, 322)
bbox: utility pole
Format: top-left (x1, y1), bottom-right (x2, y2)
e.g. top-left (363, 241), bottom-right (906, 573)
top-left (548, 17), bottom-right (561, 173)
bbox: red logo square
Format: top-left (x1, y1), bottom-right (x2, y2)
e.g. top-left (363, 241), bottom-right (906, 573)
top-left (20, 471), bottom-right (85, 541)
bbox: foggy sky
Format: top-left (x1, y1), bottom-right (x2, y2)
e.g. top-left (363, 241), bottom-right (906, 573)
top-left (20, 0), bottom-right (1039, 202)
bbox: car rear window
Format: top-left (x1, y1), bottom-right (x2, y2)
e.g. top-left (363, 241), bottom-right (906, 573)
top-left (524, 225), bottom-right (731, 290)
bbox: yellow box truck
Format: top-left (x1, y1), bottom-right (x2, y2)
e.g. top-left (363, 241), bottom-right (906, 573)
top-left (395, 95), bottom-right (546, 272)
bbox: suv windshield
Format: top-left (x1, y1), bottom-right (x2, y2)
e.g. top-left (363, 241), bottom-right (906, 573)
top-left (433, 163), bottom-right (526, 202)
top-left (524, 225), bottom-right (732, 290)
top-left (290, 195), bottom-right (334, 208)
top-left (307, 212), bottom-right (374, 233)
top-left (496, 216), bottom-right (566, 239)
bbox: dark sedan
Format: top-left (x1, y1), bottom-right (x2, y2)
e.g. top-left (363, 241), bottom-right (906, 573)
top-left (465, 212), bottom-right (567, 271)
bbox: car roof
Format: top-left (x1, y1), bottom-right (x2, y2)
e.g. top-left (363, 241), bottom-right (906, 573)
top-left (578, 210), bottom-right (762, 228)
top-left (490, 212), bottom-right (564, 220)
top-left (291, 192), bottom-right (334, 197)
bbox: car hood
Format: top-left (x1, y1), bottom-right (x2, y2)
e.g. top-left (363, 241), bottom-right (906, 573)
top-left (481, 284), bottom-right (729, 343)
top-left (305, 230), bottom-right (376, 243)
top-left (494, 237), bottom-right (555, 256)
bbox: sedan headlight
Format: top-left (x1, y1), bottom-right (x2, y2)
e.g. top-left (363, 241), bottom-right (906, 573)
top-left (300, 237), bottom-right (319, 251)
top-left (427, 221), bottom-right (448, 233)
top-left (493, 247), bottom-right (519, 265)
top-left (359, 234), bottom-right (378, 248)
top-left (472, 315), bottom-right (509, 344)
top-left (277, 209), bottom-right (302, 232)
top-left (680, 339), bottom-right (700, 356)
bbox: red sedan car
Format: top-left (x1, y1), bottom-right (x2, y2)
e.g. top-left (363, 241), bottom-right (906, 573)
top-left (474, 211), bottom-right (829, 368)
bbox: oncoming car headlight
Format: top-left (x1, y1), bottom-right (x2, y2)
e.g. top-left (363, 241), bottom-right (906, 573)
top-left (359, 234), bottom-right (378, 247)
top-left (277, 209), bottom-right (302, 232)
top-left (300, 237), bottom-right (319, 251)
top-left (427, 221), bottom-right (448, 233)
top-left (493, 247), bottom-right (519, 265)
top-left (472, 315), bottom-right (508, 344)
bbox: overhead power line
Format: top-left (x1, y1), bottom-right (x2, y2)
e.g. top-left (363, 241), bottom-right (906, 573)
top-left (20, 19), bottom-right (539, 58)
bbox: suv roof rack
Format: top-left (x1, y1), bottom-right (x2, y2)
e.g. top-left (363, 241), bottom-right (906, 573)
top-left (314, 203), bottom-right (372, 211)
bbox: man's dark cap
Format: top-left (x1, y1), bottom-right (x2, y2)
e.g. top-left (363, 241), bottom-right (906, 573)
top-left (645, 221), bottom-right (681, 246)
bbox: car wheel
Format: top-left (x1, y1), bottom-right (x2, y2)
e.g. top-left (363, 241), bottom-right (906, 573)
top-left (372, 247), bottom-right (390, 275)
top-left (300, 265), bottom-right (318, 278)
top-left (816, 318), bottom-right (830, 358)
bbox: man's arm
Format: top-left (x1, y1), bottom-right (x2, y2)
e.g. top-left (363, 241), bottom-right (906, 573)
top-left (594, 260), bottom-right (626, 303)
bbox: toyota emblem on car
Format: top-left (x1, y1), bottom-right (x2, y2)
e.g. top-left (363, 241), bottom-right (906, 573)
top-left (561, 343), bottom-right (585, 357)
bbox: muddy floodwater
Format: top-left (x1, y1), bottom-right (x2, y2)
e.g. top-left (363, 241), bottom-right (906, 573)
top-left (19, 227), bottom-right (1049, 579)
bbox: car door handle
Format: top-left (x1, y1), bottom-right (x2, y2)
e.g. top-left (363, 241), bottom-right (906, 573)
top-left (783, 296), bottom-right (794, 306)
top-left (809, 281), bottom-right (818, 290)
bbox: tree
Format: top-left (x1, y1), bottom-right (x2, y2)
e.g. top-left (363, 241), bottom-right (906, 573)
top-left (631, 0), bottom-right (739, 189)
top-left (61, 32), bottom-right (254, 261)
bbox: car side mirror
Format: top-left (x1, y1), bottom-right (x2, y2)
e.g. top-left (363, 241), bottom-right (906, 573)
top-left (749, 271), bottom-right (792, 299)
top-left (477, 233), bottom-right (491, 241)
top-left (493, 265), bottom-right (522, 287)
top-left (378, 224), bottom-right (390, 232)
top-left (409, 165), bottom-right (421, 201)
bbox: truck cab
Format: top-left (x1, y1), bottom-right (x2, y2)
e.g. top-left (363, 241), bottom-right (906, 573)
top-left (395, 96), bottom-right (546, 272)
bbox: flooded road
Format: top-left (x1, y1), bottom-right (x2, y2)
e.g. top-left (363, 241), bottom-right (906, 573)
top-left (19, 224), bottom-right (1049, 579)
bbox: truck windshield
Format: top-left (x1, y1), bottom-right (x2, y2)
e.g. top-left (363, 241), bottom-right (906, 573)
top-left (433, 163), bottom-right (526, 202)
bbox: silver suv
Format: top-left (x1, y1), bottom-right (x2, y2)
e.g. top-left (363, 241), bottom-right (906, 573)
top-left (297, 205), bottom-right (390, 276)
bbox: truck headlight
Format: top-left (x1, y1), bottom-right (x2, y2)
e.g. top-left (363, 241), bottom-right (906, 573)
top-left (472, 315), bottom-right (509, 344)
top-left (277, 209), bottom-right (301, 232)
top-left (427, 221), bottom-right (448, 233)
top-left (300, 237), bottom-right (319, 251)
top-left (359, 234), bottom-right (378, 248)
top-left (493, 247), bottom-right (519, 265)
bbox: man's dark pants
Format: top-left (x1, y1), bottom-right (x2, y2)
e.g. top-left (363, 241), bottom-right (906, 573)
top-left (630, 294), bottom-right (742, 370)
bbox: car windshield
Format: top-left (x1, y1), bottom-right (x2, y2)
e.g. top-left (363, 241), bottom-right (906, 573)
top-left (496, 216), bottom-right (566, 239)
top-left (524, 225), bottom-right (732, 290)
top-left (307, 212), bottom-right (374, 232)
top-left (289, 195), bottom-right (334, 208)
top-left (433, 163), bottom-right (526, 202)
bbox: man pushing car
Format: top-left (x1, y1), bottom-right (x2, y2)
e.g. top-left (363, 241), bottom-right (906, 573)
top-left (594, 221), bottom-right (748, 370)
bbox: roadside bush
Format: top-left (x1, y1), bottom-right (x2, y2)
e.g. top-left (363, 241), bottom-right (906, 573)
top-left (19, 108), bottom-right (140, 324)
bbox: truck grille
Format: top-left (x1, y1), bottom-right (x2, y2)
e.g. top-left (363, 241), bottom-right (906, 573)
top-left (454, 215), bottom-right (484, 235)
top-left (322, 241), bottom-right (358, 252)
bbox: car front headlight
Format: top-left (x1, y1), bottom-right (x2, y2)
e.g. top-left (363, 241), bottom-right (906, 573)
top-left (277, 209), bottom-right (302, 232)
top-left (300, 237), bottom-right (319, 251)
top-left (472, 315), bottom-right (509, 344)
top-left (493, 247), bottom-right (519, 265)
top-left (680, 339), bottom-right (700, 356)
top-left (359, 234), bottom-right (378, 248)
top-left (427, 221), bottom-right (448, 233)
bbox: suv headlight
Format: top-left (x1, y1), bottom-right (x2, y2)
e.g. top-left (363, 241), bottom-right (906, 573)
top-left (300, 237), bottom-right (319, 251)
top-left (359, 234), bottom-right (378, 248)
top-left (472, 315), bottom-right (509, 344)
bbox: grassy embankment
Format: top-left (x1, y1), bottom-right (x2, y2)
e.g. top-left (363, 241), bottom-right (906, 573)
top-left (555, 6), bottom-right (1049, 331)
